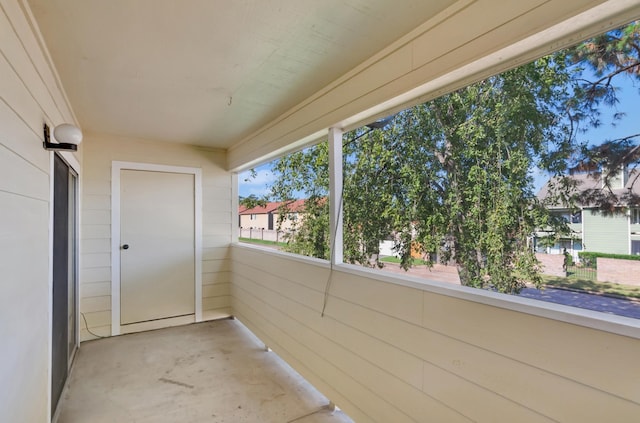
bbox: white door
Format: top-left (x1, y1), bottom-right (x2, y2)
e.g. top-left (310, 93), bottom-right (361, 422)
top-left (120, 170), bottom-right (195, 325)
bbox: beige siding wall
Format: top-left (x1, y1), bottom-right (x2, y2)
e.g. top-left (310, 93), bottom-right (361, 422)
top-left (80, 134), bottom-right (232, 340)
top-left (239, 213), bottom-right (269, 229)
top-left (231, 244), bottom-right (640, 422)
top-left (0, 0), bottom-right (80, 421)
top-left (272, 212), bottom-right (299, 231)
top-left (239, 212), bottom-right (299, 232)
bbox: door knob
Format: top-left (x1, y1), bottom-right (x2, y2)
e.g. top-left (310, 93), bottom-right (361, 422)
top-left (122, 244), bottom-right (129, 250)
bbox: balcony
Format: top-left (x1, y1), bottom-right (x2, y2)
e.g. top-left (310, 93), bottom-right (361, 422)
top-left (56, 319), bottom-right (353, 423)
top-left (3, 1), bottom-right (640, 422)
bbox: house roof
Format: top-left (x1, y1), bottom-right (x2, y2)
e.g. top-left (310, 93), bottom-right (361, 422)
top-left (238, 202), bottom-right (280, 215)
top-left (537, 168), bottom-right (640, 208)
top-left (239, 199), bottom-right (306, 215)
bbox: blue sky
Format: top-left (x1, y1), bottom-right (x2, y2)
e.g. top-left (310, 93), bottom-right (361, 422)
top-left (576, 78), bottom-right (639, 144)
top-left (240, 77), bottom-right (639, 198)
top-left (238, 164), bottom-right (276, 198)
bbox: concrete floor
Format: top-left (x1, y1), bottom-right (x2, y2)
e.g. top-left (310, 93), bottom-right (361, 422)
top-left (56, 319), bottom-right (354, 423)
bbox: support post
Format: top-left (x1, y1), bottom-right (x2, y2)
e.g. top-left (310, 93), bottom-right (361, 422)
top-left (329, 127), bottom-right (343, 265)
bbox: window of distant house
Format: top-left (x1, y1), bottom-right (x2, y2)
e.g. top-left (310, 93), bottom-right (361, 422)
top-left (250, 214), bottom-right (256, 220)
top-left (557, 211), bottom-right (581, 224)
top-left (631, 209), bottom-right (640, 224)
top-left (571, 211), bottom-right (582, 224)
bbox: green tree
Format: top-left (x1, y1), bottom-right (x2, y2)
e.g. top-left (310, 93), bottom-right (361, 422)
top-left (265, 22), bottom-right (639, 293)
top-left (342, 56), bottom-right (577, 292)
top-left (269, 143), bottom-right (330, 259)
top-left (564, 21), bottom-right (640, 209)
top-left (269, 57), bottom-right (578, 293)
top-left (239, 194), bottom-right (267, 209)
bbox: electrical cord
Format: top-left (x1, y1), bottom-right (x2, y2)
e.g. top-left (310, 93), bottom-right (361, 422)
top-left (320, 124), bottom-right (388, 317)
top-left (321, 183), bottom-right (344, 318)
top-left (81, 311), bottom-right (107, 339)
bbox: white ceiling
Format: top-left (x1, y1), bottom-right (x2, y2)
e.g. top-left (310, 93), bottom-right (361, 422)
top-left (26, 0), bottom-right (456, 148)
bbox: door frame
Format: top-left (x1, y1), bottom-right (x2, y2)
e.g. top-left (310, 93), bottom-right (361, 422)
top-left (48, 150), bottom-right (80, 422)
top-left (111, 161), bottom-right (202, 336)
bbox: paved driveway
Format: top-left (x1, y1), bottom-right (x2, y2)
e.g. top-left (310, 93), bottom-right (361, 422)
top-left (519, 287), bottom-right (640, 319)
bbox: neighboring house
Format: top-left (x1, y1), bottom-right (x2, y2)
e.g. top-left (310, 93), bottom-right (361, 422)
top-left (536, 165), bottom-right (640, 258)
top-left (238, 200), bottom-right (305, 231)
top-left (238, 202), bottom-right (280, 230)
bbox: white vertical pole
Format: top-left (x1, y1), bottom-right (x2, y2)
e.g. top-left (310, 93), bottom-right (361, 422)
top-left (329, 127), bottom-right (343, 264)
top-left (231, 173), bottom-right (239, 242)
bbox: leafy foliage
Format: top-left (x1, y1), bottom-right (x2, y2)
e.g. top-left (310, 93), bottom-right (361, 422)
top-left (578, 251), bottom-right (640, 267)
top-left (269, 143), bottom-right (330, 259)
top-left (239, 194), bottom-right (267, 209)
top-left (563, 21), bottom-right (640, 209)
top-left (259, 22), bottom-right (640, 294)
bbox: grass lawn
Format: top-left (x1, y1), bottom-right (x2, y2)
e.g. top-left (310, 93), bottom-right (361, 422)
top-left (543, 275), bottom-right (640, 300)
top-left (238, 237), bottom-right (288, 248)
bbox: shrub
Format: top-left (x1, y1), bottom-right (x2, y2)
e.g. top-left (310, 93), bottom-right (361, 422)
top-left (578, 251), bottom-right (640, 268)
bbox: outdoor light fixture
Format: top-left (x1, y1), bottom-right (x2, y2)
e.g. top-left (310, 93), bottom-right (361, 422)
top-left (43, 123), bottom-right (83, 151)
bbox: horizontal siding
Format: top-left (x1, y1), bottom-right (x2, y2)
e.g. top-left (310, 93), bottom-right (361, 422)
top-left (584, 212), bottom-right (629, 254)
top-left (82, 253), bottom-right (110, 269)
top-left (81, 281), bottom-right (110, 298)
top-left (0, 97), bottom-right (48, 172)
top-left (233, 294), bottom-right (438, 423)
top-left (0, 0), bottom-right (75, 122)
top-left (0, 192), bottom-right (50, 423)
top-left (233, 273), bottom-right (472, 422)
top-left (81, 266), bottom-right (110, 284)
top-left (230, 244), bottom-right (640, 422)
top-left (422, 295), bottom-right (640, 404)
top-left (82, 194), bottom-right (111, 210)
top-left (203, 246), bottom-right (230, 260)
top-left (79, 309), bottom-right (111, 341)
top-left (0, 143), bottom-right (48, 200)
top-left (202, 283), bottom-right (230, 298)
top-left (80, 134), bottom-right (233, 340)
top-left (0, 0), bottom-right (79, 421)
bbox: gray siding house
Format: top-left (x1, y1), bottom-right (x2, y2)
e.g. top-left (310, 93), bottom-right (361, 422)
top-left (537, 166), bottom-right (640, 257)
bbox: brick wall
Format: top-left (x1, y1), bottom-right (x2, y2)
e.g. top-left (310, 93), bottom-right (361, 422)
top-left (597, 258), bottom-right (640, 286)
top-left (536, 253), bottom-right (566, 278)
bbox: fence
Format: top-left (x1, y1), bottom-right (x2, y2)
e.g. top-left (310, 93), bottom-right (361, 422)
top-left (239, 227), bottom-right (289, 243)
top-left (537, 253), bottom-right (640, 285)
top-left (536, 253), bottom-right (597, 280)
top-left (597, 257), bottom-right (640, 286)
top-left (565, 265), bottom-right (597, 280)
top-left (535, 253), bottom-right (565, 278)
